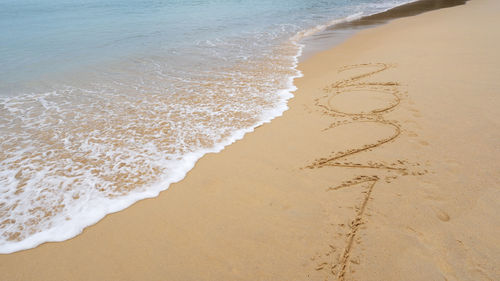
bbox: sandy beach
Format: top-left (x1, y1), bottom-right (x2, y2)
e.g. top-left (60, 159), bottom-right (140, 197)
top-left (1, 0), bottom-right (499, 280)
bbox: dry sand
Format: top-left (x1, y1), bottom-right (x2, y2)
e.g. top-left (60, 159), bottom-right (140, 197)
top-left (1, 0), bottom-right (499, 280)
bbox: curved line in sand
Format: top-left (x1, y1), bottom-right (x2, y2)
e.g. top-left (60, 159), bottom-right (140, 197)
top-left (326, 88), bottom-right (401, 116)
top-left (307, 121), bottom-right (401, 169)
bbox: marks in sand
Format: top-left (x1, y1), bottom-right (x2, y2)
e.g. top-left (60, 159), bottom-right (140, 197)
top-left (306, 63), bottom-right (426, 280)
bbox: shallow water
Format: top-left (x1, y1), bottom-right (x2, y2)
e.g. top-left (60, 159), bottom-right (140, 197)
top-left (0, 0), bottom-right (414, 253)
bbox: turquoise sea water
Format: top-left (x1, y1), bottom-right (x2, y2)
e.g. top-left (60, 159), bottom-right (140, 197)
top-left (0, 0), bottom-right (412, 253)
top-left (0, 0), bottom-right (411, 93)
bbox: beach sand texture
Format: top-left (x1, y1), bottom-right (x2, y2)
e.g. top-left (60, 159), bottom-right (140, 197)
top-left (1, 0), bottom-right (499, 280)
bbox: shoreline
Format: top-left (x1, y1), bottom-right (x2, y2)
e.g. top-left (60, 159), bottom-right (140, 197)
top-left (0, 0), bottom-right (454, 254)
top-left (299, 0), bottom-right (467, 60)
top-left (1, 0), bottom-right (499, 280)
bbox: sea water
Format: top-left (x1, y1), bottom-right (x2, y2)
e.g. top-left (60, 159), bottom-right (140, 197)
top-left (0, 0), bottom-right (414, 253)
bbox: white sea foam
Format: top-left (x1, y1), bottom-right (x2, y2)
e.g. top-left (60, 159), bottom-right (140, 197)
top-left (0, 34), bottom-right (303, 254)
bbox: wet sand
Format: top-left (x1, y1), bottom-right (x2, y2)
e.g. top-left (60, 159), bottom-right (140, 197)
top-left (300, 0), bottom-right (468, 60)
top-left (1, 0), bottom-right (499, 280)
